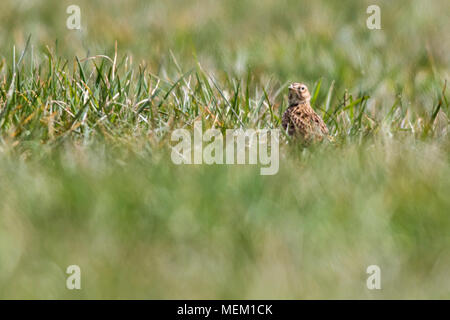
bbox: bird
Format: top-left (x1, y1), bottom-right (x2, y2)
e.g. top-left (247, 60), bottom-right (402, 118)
top-left (282, 83), bottom-right (329, 142)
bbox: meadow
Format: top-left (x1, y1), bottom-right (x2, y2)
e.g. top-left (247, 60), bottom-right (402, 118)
top-left (0, 0), bottom-right (449, 299)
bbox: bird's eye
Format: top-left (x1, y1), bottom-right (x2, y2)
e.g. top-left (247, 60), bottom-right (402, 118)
top-left (300, 86), bottom-right (305, 91)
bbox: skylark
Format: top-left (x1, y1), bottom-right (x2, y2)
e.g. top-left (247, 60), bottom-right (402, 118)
top-left (282, 83), bottom-right (329, 142)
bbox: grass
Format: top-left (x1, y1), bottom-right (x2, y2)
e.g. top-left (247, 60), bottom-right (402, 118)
top-left (0, 0), bottom-right (449, 299)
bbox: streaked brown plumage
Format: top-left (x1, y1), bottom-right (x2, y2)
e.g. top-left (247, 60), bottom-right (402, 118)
top-left (282, 83), bottom-right (329, 141)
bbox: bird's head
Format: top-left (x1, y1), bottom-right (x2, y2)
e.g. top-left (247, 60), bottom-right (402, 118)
top-left (288, 83), bottom-right (311, 106)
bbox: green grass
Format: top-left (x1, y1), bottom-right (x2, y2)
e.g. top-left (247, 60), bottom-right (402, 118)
top-left (0, 0), bottom-right (449, 299)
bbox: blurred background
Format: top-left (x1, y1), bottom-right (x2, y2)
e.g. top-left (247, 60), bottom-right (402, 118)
top-left (0, 0), bottom-right (449, 299)
top-left (1, 0), bottom-right (449, 106)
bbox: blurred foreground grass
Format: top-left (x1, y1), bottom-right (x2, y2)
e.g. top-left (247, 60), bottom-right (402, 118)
top-left (0, 0), bottom-right (449, 298)
top-left (1, 139), bottom-right (449, 299)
